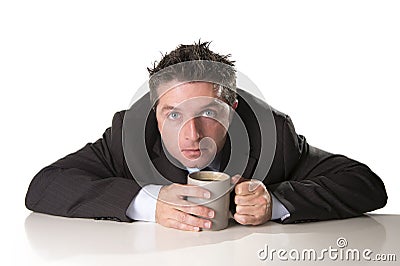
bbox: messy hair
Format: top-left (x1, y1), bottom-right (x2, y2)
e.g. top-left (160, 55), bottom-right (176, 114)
top-left (147, 41), bottom-right (237, 108)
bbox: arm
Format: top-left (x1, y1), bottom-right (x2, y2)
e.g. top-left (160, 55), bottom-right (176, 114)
top-left (268, 115), bottom-right (388, 223)
top-left (126, 185), bottom-right (162, 222)
top-left (25, 111), bottom-right (141, 222)
top-left (270, 193), bottom-right (290, 221)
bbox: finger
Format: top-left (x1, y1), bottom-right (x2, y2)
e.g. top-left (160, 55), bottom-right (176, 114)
top-left (234, 213), bottom-right (257, 225)
top-left (248, 179), bottom-right (265, 192)
top-left (176, 184), bottom-right (211, 199)
top-left (171, 208), bottom-right (213, 229)
top-left (235, 179), bottom-right (266, 195)
top-left (164, 218), bottom-right (201, 232)
top-left (234, 193), bottom-right (259, 205)
top-left (176, 201), bottom-right (215, 219)
top-left (235, 194), bottom-right (269, 206)
top-left (235, 204), bottom-right (259, 215)
top-left (235, 181), bottom-right (257, 195)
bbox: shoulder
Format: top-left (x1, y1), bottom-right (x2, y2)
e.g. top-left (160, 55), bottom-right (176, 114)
top-left (235, 88), bottom-right (289, 132)
top-left (110, 92), bottom-right (152, 128)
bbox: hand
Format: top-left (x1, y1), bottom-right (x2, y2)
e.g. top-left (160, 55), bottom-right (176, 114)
top-left (231, 175), bottom-right (272, 225)
top-left (155, 183), bottom-right (215, 232)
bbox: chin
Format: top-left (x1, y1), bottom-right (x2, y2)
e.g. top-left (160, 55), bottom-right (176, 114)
top-left (180, 157), bottom-right (210, 169)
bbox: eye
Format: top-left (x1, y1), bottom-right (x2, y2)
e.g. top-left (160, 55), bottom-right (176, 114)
top-left (202, 109), bottom-right (216, 118)
top-left (168, 112), bottom-right (181, 120)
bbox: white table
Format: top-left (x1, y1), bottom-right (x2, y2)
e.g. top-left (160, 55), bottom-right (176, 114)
top-left (24, 213), bottom-right (399, 265)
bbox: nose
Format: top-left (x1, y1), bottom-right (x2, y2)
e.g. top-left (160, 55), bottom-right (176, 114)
top-left (181, 118), bottom-right (201, 141)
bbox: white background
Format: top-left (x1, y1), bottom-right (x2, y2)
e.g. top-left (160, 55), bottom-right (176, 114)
top-left (1, 0), bottom-right (399, 265)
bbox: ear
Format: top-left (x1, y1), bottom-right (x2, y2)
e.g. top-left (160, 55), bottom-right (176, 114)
top-left (232, 99), bottom-right (238, 110)
top-left (228, 99), bottom-right (238, 125)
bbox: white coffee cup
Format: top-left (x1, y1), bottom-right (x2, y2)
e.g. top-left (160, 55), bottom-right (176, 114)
top-left (187, 171), bottom-right (231, 231)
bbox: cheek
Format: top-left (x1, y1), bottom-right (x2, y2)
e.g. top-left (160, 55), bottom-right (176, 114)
top-left (203, 120), bottom-right (227, 140)
top-left (158, 120), bottom-right (180, 149)
top-left (157, 117), bottom-right (174, 137)
top-left (160, 127), bottom-right (179, 144)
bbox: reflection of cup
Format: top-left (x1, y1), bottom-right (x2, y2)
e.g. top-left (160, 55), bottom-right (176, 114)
top-left (187, 171), bottom-right (231, 231)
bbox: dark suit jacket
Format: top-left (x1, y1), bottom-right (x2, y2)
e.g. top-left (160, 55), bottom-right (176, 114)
top-left (25, 89), bottom-right (387, 223)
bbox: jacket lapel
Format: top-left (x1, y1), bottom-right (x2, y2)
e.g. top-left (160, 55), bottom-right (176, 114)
top-left (150, 136), bottom-right (189, 184)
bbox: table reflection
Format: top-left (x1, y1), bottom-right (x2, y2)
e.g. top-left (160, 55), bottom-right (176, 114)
top-left (25, 213), bottom-right (398, 265)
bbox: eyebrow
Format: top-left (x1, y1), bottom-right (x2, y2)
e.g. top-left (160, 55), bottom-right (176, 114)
top-left (160, 101), bottom-right (224, 114)
top-left (160, 105), bottom-right (179, 114)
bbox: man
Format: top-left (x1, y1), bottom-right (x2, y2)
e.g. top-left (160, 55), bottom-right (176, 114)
top-left (25, 41), bottom-right (387, 232)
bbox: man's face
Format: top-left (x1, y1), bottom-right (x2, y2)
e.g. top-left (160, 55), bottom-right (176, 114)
top-left (155, 82), bottom-right (235, 169)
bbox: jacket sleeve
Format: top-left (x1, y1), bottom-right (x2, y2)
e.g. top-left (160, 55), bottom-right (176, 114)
top-left (268, 115), bottom-right (388, 224)
top-left (25, 111), bottom-right (141, 222)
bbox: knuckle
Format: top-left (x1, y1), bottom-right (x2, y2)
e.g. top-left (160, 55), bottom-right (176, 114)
top-left (196, 188), bottom-right (205, 197)
top-left (178, 223), bottom-right (187, 230)
top-left (234, 213), bottom-right (244, 223)
top-left (254, 186), bottom-right (264, 195)
top-left (187, 206), bottom-right (196, 215)
top-left (235, 182), bottom-right (246, 194)
top-left (235, 185), bottom-right (241, 194)
top-left (234, 195), bottom-right (240, 204)
top-left (201, 206), bottom-right (210, 217)
top-left (168, 184), bottom-right (180, 195)
top-left (163, 219), bottom-right (173, 228)
top-left (188, 214), bottom-right (201, 226)
top-left (261, 204), bottom-right (267, 213)
top-left (187, 215), bottom-right (201, 227)
top-left (192, 206), bottom-right (204, 217)
top-left (181, 206), bottom-right (190, 214)
top-left (257, 196), bottom-right (267, 205)
top-left (170, 183), bottom-right (179, 190)
top-left (193, 217), bottom-right (203, 227)
top-left (178, 212), bottom-right (187, 223)
top-left (236, 205), bottom-right (241, 214)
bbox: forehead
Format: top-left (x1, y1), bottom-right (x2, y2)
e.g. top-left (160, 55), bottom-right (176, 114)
top-left (157, 82), bottom-right (221, 108)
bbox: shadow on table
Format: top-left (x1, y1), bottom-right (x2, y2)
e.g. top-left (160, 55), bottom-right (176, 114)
top-left (25, 212), bottom-right (390, 260)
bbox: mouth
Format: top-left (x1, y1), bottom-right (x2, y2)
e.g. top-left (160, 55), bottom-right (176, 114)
top-left (181, 148), bottom-right (207, 158)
